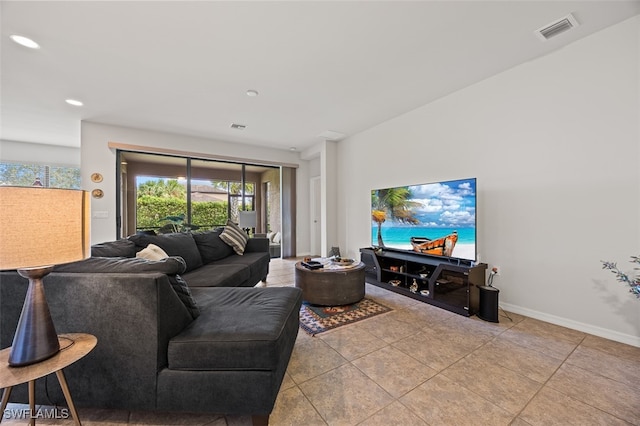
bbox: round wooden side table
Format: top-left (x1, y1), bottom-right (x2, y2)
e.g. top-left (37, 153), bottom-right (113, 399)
top-left (295, 261), bottom-right (366, 305)
top-left (0, 333), bottom-right (97, 426)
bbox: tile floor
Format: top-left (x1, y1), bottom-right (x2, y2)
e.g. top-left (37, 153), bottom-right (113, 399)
top-left (4, 257), bottom-right (640, 425)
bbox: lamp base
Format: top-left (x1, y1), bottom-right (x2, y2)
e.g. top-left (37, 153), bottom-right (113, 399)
top-left (8, 267), bottom-right (60, 367)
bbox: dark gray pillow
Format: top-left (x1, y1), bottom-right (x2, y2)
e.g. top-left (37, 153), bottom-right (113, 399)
top-left (128, 233), bottom-right (203, 272)
top-left (192, 230), bottom-right (234, 263)
top-left (54, 256), bottom-right (199, 319)
top-left (169, 274), bottom-right (200, 319)
top-left (91, 239), bottom-right (136, 258)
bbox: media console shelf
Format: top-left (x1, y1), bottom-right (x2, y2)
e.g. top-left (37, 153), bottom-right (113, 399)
top-left (360, 247), bottom-right (487, 316)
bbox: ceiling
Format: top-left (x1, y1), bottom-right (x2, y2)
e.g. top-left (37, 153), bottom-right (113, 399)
top-left (2, 1), bottom-right (639, 152)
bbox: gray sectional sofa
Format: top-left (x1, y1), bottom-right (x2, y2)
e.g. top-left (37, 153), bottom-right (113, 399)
top-left (255, 233), bottom-right (281, 258)
top-left (0, 229), bottom-right (302, 425)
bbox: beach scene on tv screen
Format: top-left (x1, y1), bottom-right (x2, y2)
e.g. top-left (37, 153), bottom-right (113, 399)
top-left (371, 178), bottom-right (476, 261)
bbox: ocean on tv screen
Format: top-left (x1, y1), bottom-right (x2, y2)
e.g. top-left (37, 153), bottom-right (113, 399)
top-left (371, 226), bottom-right (476, 261)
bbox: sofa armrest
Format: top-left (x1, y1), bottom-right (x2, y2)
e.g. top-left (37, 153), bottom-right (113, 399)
top-left (0, 271), bottom-right (192, 410)
top-left (245, 237), bottom-right (269, 253)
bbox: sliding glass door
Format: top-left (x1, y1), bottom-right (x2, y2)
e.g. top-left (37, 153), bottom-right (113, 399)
top-left (116, 150), bottom-right (285, 255)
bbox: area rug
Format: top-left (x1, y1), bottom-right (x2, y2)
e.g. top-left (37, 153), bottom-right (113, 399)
top-left (299, 298), bottom-right (393, 336)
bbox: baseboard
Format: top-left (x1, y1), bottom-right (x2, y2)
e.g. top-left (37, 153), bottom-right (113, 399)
top-left (499, 302), bottom-right (640, 348)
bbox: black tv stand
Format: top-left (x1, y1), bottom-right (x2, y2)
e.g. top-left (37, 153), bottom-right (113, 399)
top-left (360, 247), bottom-right (487, 316)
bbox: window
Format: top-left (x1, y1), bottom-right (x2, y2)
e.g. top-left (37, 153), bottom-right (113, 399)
top-left (135, 176), bottom-right (189, 233)
top-left (0, 162), bottom-right (80, 188)
top-left (134, 176), bottom-right (251, 233)
top-left (226, 180), bottom-right (255, 224)
top-left (118, 151), bottom-right (279, 237)
top-left (116, 149), bottom-right (295, 256)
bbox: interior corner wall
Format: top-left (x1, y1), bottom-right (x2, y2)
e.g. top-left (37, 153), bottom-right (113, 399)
top-left (80, 122), bottom-right (305, 245)
top-left (337, 16), bottom-right (640, 346)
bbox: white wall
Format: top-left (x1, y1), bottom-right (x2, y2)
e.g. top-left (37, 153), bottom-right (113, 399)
top-left (80, 122), bottom-right (309, 246)
top-left (0, 140), bottom-right (80, 166)
top-left (337, 16), bottom-right (640, 346)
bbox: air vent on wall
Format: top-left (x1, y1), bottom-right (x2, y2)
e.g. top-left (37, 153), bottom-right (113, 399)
top-left (535, 13), bottom-right (579, 41)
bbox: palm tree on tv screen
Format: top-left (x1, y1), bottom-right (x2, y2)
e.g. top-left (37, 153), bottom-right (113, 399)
top-left (371, 187), bottom-right (419, 247)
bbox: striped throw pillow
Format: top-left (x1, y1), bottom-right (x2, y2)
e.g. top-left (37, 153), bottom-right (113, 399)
top-left (219, 220), bottom-right (249, 255)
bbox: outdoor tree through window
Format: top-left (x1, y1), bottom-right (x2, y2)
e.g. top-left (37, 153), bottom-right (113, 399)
top-left (136, 177), bottom-right (254, 233)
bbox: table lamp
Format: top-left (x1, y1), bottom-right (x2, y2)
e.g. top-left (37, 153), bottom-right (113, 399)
top-left (0, 187), bottom-right (90, 366)
top-left (238, 210), bottom-right (257, 234)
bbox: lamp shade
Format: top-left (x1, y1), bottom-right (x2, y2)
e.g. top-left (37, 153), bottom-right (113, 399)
top-left (238, 210), bottom-right (257, 228)
top-left (0, 187), bottom-right (90, 270)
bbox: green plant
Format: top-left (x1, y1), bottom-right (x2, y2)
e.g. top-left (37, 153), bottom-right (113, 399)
top-left (158, 214), bottom-right (202, 234)
top-left (136, 196), bottom-right (228, 231)
top-left (601, 256), bottom-right (640, 299)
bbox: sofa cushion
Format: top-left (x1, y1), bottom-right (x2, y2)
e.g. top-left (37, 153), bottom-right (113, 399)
top-left (192, 230), bottom-right (234, 263)
top-left (168, 287), bottom-right (302, 371)
top-left (54, 256), bottom-right (187, 274)
top-left (91, 239), bottom-right (136, 258)
top-left (214, 252), bottom-right (270, 284)
top-left (181, 264), bottom-right (250, 287)
top-left (54, 256), bottom-right (199, 319)
top-left (129, 232), bottom-right (203, 272)
top-left (219, 221), bottom-right (248, 255)
top-left (136, 243), bottom-right (169, 261)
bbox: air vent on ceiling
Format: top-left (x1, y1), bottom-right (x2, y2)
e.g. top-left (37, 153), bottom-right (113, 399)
top-left (230, 123), bottom-right (246, 130)
top-left (535, 13), bottom-right (579, 41)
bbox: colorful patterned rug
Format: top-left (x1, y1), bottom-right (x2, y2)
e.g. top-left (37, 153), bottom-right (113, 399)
top-left (299, 298), bottom-right (393, 336)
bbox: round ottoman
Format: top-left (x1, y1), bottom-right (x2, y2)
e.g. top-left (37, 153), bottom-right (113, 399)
top-left (294, 261), bottom-right (365, 306)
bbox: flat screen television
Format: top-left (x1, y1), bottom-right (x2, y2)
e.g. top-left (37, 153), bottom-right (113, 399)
top-left (371, 177), bottom-right (476, 262)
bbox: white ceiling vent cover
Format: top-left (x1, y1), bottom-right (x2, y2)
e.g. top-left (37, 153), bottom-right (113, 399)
top-left (535, 13), bottom-right (579, 41)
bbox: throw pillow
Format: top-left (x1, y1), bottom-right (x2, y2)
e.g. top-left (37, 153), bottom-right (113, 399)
top-left (219, 220), bottom-right (248, 255)
top-left (192, 230), bottom-right (234, 263)
top-left (272, 231), bottom-right (281, 244)
top-left (168, 274), bottom-right (200, 319)
top-left (128, 232), bottom-right (204, 272)
top-left (136, 244), bottom-right (168, 261)
top-left (91, 239), bottom-right (136, 258)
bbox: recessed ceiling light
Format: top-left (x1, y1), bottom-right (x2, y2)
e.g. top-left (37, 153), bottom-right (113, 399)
top-left (246, 90), bottom-right (259, 97)
top-left (10, 35), bottom-right (40, 49)
top-left (289, 147), bottom-right (297, 151)
top-left (65, 99), bottom-right (83, 106)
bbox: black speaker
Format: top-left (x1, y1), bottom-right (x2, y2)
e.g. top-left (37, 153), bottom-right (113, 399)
top-left (478, 285), bottom-right (499, 322)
